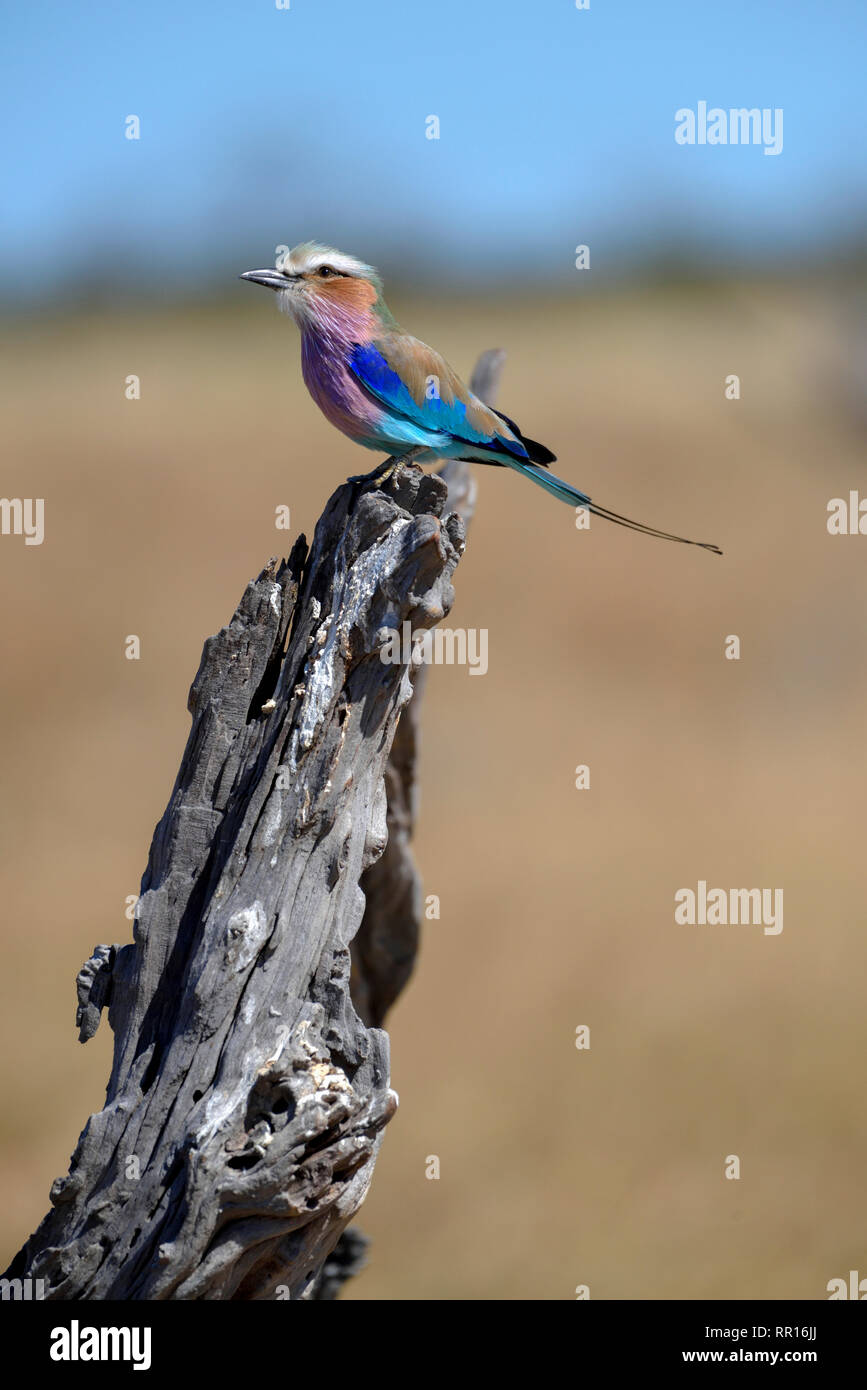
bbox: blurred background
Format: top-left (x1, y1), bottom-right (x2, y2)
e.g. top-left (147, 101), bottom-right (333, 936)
top-left (2, 0), bottom-right (866, 1299)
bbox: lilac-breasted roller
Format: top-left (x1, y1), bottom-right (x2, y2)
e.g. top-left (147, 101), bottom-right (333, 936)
top-left (241, 243), bottom-right (721, 554)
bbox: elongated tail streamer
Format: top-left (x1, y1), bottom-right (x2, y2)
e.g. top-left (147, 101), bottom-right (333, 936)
top-left (505, 458), bottom-right (722, 556)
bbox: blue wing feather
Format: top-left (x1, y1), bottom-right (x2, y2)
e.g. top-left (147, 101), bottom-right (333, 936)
top-left (348, 343), bottom-right (529, 460)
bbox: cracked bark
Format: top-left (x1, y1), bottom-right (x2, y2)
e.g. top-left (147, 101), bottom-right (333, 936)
top-left (3, 349), bottom-right (503, 1301)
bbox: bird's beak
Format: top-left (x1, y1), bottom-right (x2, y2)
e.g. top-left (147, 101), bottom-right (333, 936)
top-left (240, 268), bottom-right (294, 291)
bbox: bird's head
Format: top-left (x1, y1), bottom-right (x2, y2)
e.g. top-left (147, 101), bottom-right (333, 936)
top-left (241, 242), bottom-right (385, 332)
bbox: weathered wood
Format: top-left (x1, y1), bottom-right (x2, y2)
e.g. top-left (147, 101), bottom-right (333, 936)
top-left (4, 350), bottom-right (504, 1301)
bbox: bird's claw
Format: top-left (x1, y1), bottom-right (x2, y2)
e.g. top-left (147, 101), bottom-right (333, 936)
top-left (346, 456), bottom-right (400, 486)
top-left (347, 447), bottom-right (425, 487)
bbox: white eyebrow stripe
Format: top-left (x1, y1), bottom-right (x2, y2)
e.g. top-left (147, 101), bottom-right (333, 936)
top-left (285, 242), bottom-right (377, 279)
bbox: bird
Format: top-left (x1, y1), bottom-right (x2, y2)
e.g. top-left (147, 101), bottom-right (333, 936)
top-left (241, 243), bottom-right (722, 555)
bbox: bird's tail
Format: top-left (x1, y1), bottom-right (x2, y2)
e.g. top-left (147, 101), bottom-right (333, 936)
top-left (503, 457), bottom-right (722, 556)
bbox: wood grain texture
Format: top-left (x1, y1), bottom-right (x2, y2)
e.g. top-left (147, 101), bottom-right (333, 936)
top-left (4, 351), bottom-right (503, 1301)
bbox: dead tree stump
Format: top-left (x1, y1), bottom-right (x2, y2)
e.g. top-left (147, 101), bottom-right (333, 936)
top-left (3, 351), bottom-right (503, 1300)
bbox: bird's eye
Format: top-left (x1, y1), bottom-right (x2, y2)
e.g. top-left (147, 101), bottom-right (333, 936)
top-left (317, 265), bottom-right (337, 278)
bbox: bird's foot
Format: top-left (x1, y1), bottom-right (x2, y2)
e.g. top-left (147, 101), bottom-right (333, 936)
top-left (347, 457), bottom-right (396, 485)
top-left (347, 448), bottom-right (423, 486)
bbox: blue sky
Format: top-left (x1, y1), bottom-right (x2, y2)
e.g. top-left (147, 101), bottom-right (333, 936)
top-left (2, 0), bottom-right (865, 301)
